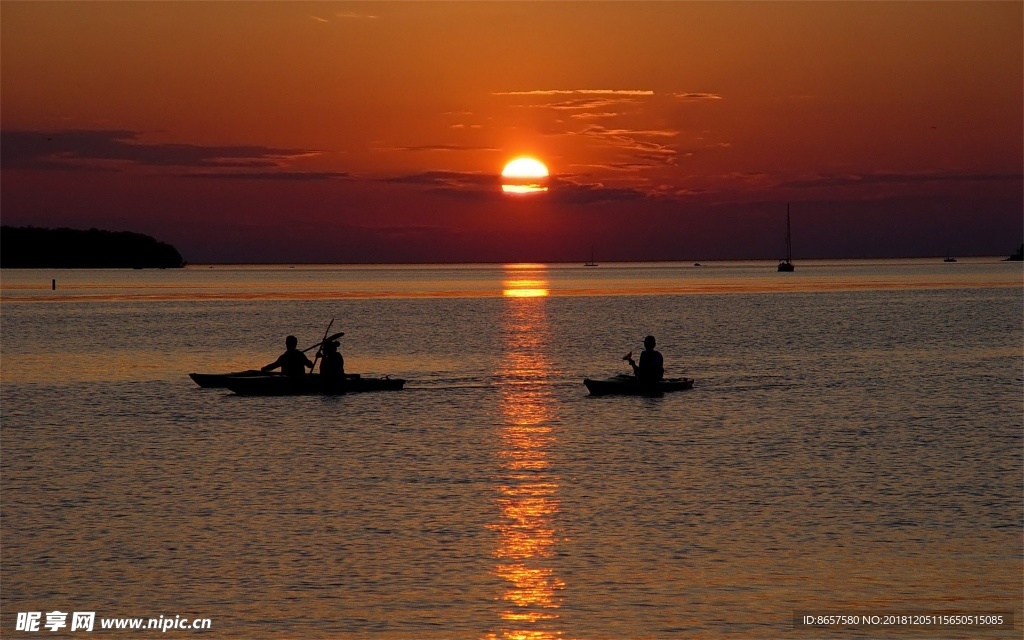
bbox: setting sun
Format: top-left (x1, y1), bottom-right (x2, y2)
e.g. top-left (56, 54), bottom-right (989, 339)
top-left (501, 157), bottom-right (549, 195)
top-left (501, 158), bottom-right (548, 179)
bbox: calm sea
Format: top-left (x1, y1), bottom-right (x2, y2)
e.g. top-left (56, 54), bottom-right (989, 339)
top-left (2, 260), bottom-right (1021, 639)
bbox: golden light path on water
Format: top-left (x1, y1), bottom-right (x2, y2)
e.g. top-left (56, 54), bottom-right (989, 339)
top-left (502, 263), bottom-right (550, 298)
top-left (486, 264), bottom-right (563, 640)
top-left (502, 279), bottom-right (549, 298)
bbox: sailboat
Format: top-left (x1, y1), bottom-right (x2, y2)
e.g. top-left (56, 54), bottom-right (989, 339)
top-left (584, 246), bottom-right (598, 267)
top-left (777, 204), bottom-right (795, 272)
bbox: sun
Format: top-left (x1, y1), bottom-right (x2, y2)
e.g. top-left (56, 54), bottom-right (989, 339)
top-left (501, 157), bottom-right (549, 194)
top-left (502, 157), bottom-right (548, 179)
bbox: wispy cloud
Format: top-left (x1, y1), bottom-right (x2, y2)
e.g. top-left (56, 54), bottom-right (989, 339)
top-left (494, 89), bottom-right (654, 96)
top-left (335, 11), bottom-right (379, 19)
top-left (547, 177), bottom-right (652, 204)
top-left (583, 126), bottom-right (678, 138)
top-left (537, 98), bottom-right (637, 111)
top-left (674, 92), bottom-right (723, 101)
top-left (569, 162), bottom-right (656, 172)
top-left (310, 11), bottom-right (378, 24)
top-left (570, 112), bottom-right (620, 120)
top-left (377, 170), bottom-right (655, 205)
top-left (570, 125), bottom-right (680, 165)
top-left (779, 171), bottom-right (1023, 189)
top-left (380, 171), bottom-right (498, 189)
top-left (0, 129), bottom-right (319, 171)
top-left (379, 144), bottom-right (499, 153)
top-left (181, 171), bottom-right (351, 181)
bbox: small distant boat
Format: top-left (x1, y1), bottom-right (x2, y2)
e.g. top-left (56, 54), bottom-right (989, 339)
top-left (943, 256), bottom-right (957, 263)
top-left (1005, 244), bottom-right (1024, 261)
top-left (225, 373), bottom-right (405, 396)
top-left (777, 204), bottom-right (795, 272)
top-left (584, 246), bottom-right (598, 267)
top-left (583, 374), bottom-right (694, 396)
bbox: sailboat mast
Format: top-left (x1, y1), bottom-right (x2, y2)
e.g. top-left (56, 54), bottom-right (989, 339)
top-left (777, 203), bottom-right (795, 271)
top-left (785, 203), bottom-right (792, 263)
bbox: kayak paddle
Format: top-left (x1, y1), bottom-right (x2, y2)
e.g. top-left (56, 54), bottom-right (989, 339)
top-left (310, 318), bottom-right (335, 372)
top-left (302, 332), bottom-right (344, 353)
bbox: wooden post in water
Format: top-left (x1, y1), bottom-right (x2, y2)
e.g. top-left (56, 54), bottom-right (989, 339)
top-left (52, 279), bottom-right (56, 290)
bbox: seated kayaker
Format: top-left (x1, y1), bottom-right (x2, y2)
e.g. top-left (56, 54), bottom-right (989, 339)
top-left (319, 339), bottom-right (345, 382)
top-left (261, 335), bottom-right (313, 378)
top-left (626, 335), bottom-right (664, 383)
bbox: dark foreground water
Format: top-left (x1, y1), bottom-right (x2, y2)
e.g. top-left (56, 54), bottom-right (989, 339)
top-left (2, 261), bottom-right (1021, 638)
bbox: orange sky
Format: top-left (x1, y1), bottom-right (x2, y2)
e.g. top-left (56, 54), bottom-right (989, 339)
top-left (2, 2), bottom-right (1021, 263)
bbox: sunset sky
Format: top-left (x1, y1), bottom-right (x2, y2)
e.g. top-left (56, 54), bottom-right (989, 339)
top-left (2, 1), bottom-right (1021, 264)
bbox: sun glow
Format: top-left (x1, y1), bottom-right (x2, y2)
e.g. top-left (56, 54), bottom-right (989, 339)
top-left (502, 158), bottom-right (548, 179)
top-left (501, 157), bottom-right (549, 194)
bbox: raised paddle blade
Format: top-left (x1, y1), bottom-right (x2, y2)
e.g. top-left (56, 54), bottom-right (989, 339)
top-left (622, 351), bottom-right (632, 361)
top-left (311, 319), bottom-right (335, 371)
top-left (302, 332), bottom-right (345, 353)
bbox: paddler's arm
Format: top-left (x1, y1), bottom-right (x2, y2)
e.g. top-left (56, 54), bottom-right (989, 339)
top-left (261, 354), bottom-right (283, 372)
top-left (626, 354), bottom-right (640, 376)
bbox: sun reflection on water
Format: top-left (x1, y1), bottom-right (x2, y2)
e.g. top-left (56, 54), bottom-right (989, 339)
top-left (486, 267), bottom-right (563, 640)
top-left (502, 264), bottom-right (550, 297)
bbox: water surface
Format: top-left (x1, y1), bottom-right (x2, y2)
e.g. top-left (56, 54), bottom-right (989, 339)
top-left (2, 260), bottom-right (1021, 638)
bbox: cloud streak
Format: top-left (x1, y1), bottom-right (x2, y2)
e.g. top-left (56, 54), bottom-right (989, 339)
top-left (547, 177), bottom-right (653, 204)
top-left (569, 162), bottom-right (656, 172)
top-left (570, 112), bottom-right (620, 120)
top-left (674, 92), bottom-right (723, 100)
top-left (313, 11), bottom-right (378, 22)
top-left (493, 89), bottom-right (654, 96)
top-left (570, 125), bottom-right (680, 165)
top-left (384, 144), bottom-right (499, 153)
top-left (379, 171), bottom-right (499, 189)
top-left (535, 97), bottom-right (639, 111)
top-left (335, 11), bottom-right (378, 19)
top-left (1, 129), bottom-right (318, 171)
top-left (377, 170), bottom-right (656, 205)
top-left (779, 171), bottom-right (1023, 189)
top-left (181, 171), bottom-right (351, 181)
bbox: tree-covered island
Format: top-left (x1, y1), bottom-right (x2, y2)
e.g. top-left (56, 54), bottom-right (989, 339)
top-left (1, 226), bottom-right (185, 268)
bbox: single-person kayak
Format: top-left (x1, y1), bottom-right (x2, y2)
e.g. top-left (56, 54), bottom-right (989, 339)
top-left (224, 373), bottom-right (404, 396)
top-left (583, 374), bottom-right (694, 396)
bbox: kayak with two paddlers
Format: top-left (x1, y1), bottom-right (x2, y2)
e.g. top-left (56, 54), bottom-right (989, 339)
top-left (189, 322), bottom-right (406, 395)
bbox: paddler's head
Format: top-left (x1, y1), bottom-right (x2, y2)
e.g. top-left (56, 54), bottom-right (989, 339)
top-left (644, 335), bottom-right (656, 350)
top-left (286, 335), bottom-right (298, 350)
